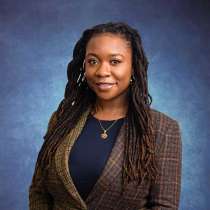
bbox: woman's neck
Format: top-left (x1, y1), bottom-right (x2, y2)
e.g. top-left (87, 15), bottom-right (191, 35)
top-left (91, 97), bottom-right (128, 120)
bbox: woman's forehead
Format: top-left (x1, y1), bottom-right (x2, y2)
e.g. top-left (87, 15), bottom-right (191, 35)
top-left (86, 33), bottom-right (131, 56)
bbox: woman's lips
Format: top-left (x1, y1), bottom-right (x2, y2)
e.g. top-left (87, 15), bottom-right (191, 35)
top-left (96, 82), bottom-right (116, 90)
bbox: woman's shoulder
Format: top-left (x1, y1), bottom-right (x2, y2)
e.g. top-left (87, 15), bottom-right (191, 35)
top-left (150, 108), bottom-right (180, 135)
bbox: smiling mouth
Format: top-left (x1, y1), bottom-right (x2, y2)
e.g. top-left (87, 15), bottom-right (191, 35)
top-left (96, 82), bottom-right (116, 90)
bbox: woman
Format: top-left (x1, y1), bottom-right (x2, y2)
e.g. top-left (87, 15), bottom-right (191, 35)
top-left (29, 22), bottom-right (182, 210)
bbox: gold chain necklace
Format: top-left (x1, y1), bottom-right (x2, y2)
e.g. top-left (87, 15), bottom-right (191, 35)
top-left (97, 119), bottom-right (119, 139)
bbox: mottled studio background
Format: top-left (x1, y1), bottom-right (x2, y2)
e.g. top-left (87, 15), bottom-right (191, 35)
top-left (0, 0), bottom-right (209, 209)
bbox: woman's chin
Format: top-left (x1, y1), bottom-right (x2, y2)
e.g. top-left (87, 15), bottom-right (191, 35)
top-left (95, 94), bottom-right (116, 101)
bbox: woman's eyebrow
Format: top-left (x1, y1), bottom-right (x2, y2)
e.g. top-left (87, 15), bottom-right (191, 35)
top-left (86, 53), bottom-right (124, 57)
top-left (86, 53), bottom-right (98, 57)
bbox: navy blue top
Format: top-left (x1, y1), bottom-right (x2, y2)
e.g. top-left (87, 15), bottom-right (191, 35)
top-left (68, 114), bottom-right (125, 200)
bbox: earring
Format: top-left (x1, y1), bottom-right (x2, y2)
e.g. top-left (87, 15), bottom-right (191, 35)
top-left (130, 74), bottom-right (135, 84)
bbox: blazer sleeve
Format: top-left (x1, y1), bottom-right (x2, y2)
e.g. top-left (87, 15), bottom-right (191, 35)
top-left (29, 111), bottom-right (57, 210)
top-left (144, 119), bottom-right (182, 210)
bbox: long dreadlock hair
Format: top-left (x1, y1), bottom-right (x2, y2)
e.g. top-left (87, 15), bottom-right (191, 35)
top-left (34, 21), bottom-right (158, 193)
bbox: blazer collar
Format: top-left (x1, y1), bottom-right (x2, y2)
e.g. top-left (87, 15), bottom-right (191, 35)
top-left (55, 106), bottom-right (126, 209)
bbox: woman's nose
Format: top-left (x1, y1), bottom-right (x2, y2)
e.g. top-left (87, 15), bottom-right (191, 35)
top-left (95, 62), bottom-right (111, 77)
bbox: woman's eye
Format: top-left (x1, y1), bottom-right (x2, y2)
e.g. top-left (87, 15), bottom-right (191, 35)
top-left (111, 60), bottom-right (121, 65)
top-left (88, 59), bottom-right (98, 65)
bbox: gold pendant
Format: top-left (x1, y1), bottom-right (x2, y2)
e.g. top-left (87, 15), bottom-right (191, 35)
top-left (101, 131), bottom-right (108, 139)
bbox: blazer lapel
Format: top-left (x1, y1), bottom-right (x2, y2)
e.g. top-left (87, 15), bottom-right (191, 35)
top-left (55, 106), bottom-right (126, 208)
top-left (55, 107), bottom-right (91, 210)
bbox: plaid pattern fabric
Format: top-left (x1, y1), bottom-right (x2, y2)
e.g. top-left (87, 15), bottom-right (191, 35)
top-left (29, 107), bottom-right (182, 210)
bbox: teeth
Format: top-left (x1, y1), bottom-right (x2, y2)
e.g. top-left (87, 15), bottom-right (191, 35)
top-left (97, 83), bottom-right (114, 90)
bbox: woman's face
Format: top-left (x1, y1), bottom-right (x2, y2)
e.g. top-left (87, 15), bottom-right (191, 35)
top-left (84, 33), bottom-right (132, 102)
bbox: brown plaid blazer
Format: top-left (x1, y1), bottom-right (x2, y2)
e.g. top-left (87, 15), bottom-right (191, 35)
top-left (29, 107), bottom-right (182, 210)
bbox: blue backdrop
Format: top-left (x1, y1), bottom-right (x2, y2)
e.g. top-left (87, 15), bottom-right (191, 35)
top-left (0, 0), bottom-right (209, 209)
